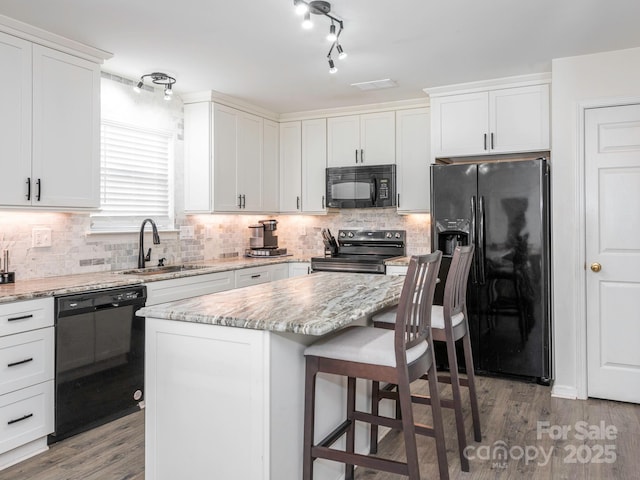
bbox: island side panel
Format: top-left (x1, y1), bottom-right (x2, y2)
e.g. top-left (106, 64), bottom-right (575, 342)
top-left (145, 318), bottom-right (269, 480)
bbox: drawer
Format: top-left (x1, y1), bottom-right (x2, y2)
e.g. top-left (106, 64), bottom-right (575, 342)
top-left (0, 328), bottom-right (54, 396)
top-left (0, 380), bottom-right (54, 455)
top-left (0, 298), bottom-right (54, 337)
top-left (235, 266), bottom-right (274, 289)
top-left (145, 271), bottom-right (234, 306)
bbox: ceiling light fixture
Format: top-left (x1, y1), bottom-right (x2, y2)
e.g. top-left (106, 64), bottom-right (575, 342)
top-left (133, 72), bottom-right (177, 101)
top-left (327, 23), bottom-right (337, 42)
top-left (302, 11), bottom-right (313, 29)
top-left (293, 1), bottom-right (347, 73)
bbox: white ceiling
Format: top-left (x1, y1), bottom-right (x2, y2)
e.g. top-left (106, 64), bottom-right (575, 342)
top-left (2, 0), bottom-right (640, 114)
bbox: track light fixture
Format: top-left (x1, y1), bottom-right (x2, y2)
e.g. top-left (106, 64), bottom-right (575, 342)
top-left (293, 0), bottom-right (347, 73)
top-left (133, 72), bottom-right (176, 101)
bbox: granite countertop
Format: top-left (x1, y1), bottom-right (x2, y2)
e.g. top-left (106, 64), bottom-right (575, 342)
top-left (0, 256), bottom-right (311, 304)
top-left (138, 272), bottom-right (406, 336)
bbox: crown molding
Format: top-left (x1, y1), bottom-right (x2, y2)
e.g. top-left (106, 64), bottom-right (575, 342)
top-left (423, 72), bottom-right (551, 98)
top-left (0, 14), bottom-right (112, 63)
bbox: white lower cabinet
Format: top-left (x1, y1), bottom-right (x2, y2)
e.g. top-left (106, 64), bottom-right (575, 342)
top-left (145, 320), bottom-right (369, 480)
top-left (144, 271), bottom-right (235, 306)
top-left (386, 265), bottom-right (408, 276)
top-left (235, 263), bottom-right (288, 288)
top-left (288, 262), bottom-right (310, 277)
top-left (0, 297), bottom-right (54, 470)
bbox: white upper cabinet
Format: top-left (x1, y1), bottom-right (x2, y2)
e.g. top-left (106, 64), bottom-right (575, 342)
top-left (184, 101), bottom-right (276, 213)
top-left (395, 108), bottom-right (430, 213)
top-left (279, 119), bottom-right (327, 214)
top-left (301, 118), bottom-right (327, 213)
top-left (262, 119), bottom-right (279, 212)
top-left (0, 32), bottom-right (31, 207)
top-left (32, 45), bottom-right (100, 208)
top-left (0, 32), bottom-right (100, 209)
top-left (327, 111), bottom-right (395, 166)
top-left (279, 121), bottom-right (302, 213)
top-left (429, 78), bottom-right (550, 159)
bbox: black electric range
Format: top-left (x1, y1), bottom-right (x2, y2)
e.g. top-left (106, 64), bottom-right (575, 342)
top-left (311, 229), bottom-right (406, 274)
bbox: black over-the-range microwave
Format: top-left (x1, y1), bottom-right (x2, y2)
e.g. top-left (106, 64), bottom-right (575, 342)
top-left (326, 164), bottom-right (397, 208)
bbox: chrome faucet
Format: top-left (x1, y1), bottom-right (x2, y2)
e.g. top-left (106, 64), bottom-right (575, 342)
top-left (138, 218), bottom-right (161, 268)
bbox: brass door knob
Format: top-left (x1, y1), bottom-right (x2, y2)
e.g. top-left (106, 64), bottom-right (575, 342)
top-left (590, 262), bottom-right (602, 272)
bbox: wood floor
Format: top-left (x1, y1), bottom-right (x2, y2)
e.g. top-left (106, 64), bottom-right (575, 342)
top-left (1, 375), bottom-right (638, 480)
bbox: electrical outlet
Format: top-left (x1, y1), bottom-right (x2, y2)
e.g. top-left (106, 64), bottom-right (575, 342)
top-left (32, 227), bottom-right (52, 248)
top-left (180, 225), bottom-right (195, 239)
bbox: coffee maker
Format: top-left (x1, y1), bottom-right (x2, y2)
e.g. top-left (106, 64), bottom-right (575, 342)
top-left (247, 219), bottom-right (288, 257)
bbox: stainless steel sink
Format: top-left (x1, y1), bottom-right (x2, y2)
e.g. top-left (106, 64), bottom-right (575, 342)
top-left (119, 265), bottom-right (208, 276)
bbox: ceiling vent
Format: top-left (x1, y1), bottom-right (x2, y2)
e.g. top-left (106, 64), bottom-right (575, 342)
top-left (350, 79), bottom-right (397, 91)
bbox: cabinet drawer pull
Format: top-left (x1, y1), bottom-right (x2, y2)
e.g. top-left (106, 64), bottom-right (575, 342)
top-left (7, 314), bottom-right (33, 322)
top-left (8, 357), bottom-right (34, 368)
top-left (8, 413), bottom-right (33, 425)
top-left (250, 274), bottom-right (261, 279)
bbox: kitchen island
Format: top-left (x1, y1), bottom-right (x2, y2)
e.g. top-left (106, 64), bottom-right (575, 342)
top-left (138, 272), bottom-right (405, 480)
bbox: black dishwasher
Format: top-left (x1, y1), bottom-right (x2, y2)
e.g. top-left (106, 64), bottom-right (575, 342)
top-left (50, 285), bottom-right (147, 443)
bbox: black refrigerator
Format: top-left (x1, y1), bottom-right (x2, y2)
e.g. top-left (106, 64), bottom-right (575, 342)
top-left (430, 158), bottom-right (551, 383)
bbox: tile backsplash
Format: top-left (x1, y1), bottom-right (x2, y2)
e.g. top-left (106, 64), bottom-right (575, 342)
top-left (0, 210), bottom-right (430, 281)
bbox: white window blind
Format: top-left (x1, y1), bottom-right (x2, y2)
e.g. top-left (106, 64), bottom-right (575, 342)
top-left (93, 120), bottom-right (174, 230)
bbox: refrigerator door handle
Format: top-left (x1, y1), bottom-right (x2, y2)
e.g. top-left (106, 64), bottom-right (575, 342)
top-left (470, 196), bottom-right (478, 284)
top-left (478, 195), bottom-right (486, 284)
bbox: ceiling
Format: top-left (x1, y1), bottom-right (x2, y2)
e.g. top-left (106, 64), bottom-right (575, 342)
top-left (2, 0), bottom-right (640, 114)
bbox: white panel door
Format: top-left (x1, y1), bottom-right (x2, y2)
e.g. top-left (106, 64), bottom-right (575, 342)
top-left (395, 108), bottom-right (430, 213)
top-left (183, 102), bottom-right (212, 212)
top-left (262, 119), bottom-right (279, 212)
top-left (32, 45), bottom-right (100, 208)
top-left (237, 111), bottom-right (263, 211)
top-left (327, 115), bottom-right (360, 167)
top-left (431, 92), bottom-right (488, 157)
top-left (359, 111), bottom-right (395, 165)
top-left (490, 85), bottom-right (550, 153)
top-left (279, 121), bottom-right (302, 212)
top-left (0, 32), bottom-right (32, 206)
top-left (301, 118), bottom-right (327, 213)
top-left (213, 104), bottom-right (240, 211)
top-left (585, 104), bottom-right (640, 403)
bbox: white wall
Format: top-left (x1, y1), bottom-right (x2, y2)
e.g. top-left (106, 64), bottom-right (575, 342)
top-left (551, 46), bottom-right (640, 398)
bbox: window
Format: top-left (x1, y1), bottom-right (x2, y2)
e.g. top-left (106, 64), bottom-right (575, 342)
top-left (91, 119), bottom-right (174, 231)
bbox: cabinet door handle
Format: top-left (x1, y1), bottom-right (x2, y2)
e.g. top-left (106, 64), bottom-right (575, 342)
top-left (238, 195), bottom-right (242, 208)
top-left (296, 196), bottom-right (300, 210)
top-left (360, 149), bottom-right (364, 163)
top-left (8, 413), bottom-right (33, 425)
top-left (397, 193), bottom-right (400, 208)
top-left (8, 357), bottom-right (33, 368)
top-left (355, 149), bottom-right (358, 164)
top-left (36, 179), bottom-right (42, 201)
top-left (322, 195), bottom-right (325, 209)
top-left (242, 194), bottom-right (246, 209)
top-left (491, 133), bottom-right (494, 150)
top-left (483, 134), bottom-right (487, 151)
top-left (8, 314), bottom-right (33, 322)
top-left (26, 178), bottom-right (31, 201)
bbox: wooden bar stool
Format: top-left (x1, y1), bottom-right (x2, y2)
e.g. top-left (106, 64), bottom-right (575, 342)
top-left (371, 245), bottom-right (481, 472)
top-left (302, 252), bottom-right (449, 480)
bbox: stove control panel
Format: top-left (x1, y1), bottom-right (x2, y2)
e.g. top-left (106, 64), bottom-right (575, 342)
top-left (337, 230), bottom-right (405, 243)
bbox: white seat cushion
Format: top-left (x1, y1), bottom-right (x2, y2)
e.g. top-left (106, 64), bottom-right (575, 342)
top-left (373, 306), bottom-right (464, 331)
top-left (431, 306), bottom-right (464, 330)
top-left (304, 326), bottom-right (428, 367)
